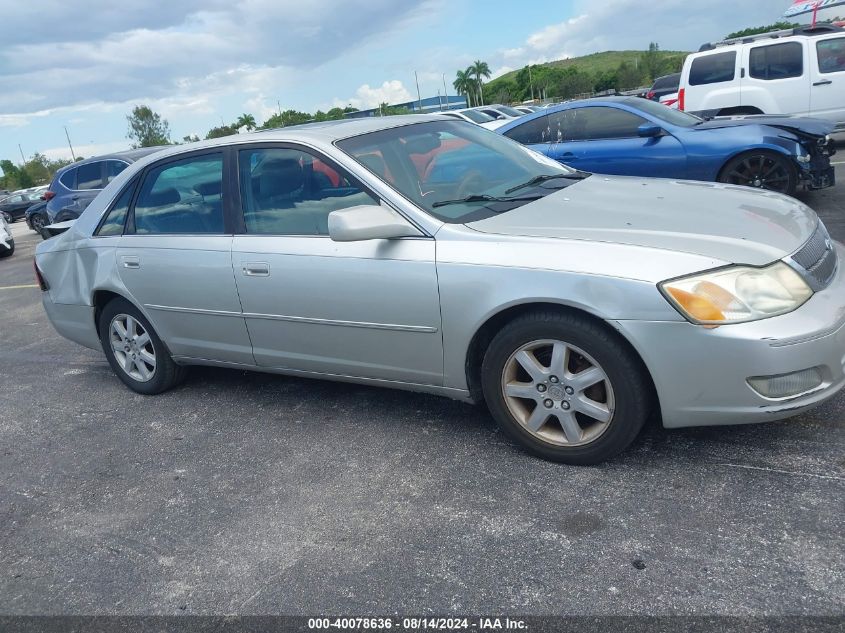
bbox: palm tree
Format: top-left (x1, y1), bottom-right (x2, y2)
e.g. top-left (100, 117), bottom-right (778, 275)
top-left (470, 60), bottom-right (492, 106)
top-left (453, 69), bottom-right (474, 107)
top-left (236, 113), bottom-right (256, 131)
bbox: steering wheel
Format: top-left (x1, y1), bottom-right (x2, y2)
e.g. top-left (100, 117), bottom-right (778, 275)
top-left (455, 170), bottom-right (486, 200)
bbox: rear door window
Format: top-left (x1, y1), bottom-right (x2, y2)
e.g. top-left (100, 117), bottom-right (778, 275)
top-left (132, 153), bottom-right (224, 234)
top-left (105, 160), bottom-right (129, 184)
top-left (817, 37), bottom-right (845, 74)
top-left (750, 42), bottom-right (804, 80)
top-left (76, 162), bottom-right (103, 190)
top-left (689, 51), bottom-right (737, 85)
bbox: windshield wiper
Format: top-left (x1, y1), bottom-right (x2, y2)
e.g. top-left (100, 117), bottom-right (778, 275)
top-left (504, 172), bottom-right (589, 195)
top-left (432, 193), bottom-right (544, 208)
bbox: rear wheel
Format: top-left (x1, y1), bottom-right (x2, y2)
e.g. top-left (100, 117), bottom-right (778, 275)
top-left (718, 151), bottom-right (797, 195)
top-left (481, 311), bottom-right (651, 465)
top-left (30, 213), bottom-right (46, 233)
top-left (98, 298), bottom-right (186, 394)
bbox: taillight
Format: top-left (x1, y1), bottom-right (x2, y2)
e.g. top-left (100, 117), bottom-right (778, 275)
top-left (678, 88), bottom-right (685, 111)
top-left (34, 261), bottom-right (49, 291)
top-left (43, 191), bottom-right (55, 201)
top-left (646, 91), bottom-right (655, 100)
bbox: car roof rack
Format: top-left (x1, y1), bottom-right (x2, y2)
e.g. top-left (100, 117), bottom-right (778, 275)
top-left (699, 23), bottom-right (844, 52)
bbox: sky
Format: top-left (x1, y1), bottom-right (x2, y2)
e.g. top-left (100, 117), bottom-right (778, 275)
top-left (0, 0), bottom-right (789, 166)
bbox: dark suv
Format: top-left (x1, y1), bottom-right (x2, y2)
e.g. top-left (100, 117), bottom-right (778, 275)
top-left (645, 72), bottom-right (680, 101)
top-left (44, 147), bottom-right (165, 225)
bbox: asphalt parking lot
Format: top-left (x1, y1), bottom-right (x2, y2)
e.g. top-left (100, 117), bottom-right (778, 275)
top-left (1, 171), bottom-right (844, 617)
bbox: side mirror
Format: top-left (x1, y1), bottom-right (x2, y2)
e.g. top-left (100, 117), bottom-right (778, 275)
top-left (638, 123), bottom-right (663, 138)
top-left (328, 204), bottom-right (422, 242)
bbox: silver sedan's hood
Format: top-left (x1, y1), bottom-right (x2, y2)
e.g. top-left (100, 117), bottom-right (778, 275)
top-left (467, 175), bottom-right (817, 266)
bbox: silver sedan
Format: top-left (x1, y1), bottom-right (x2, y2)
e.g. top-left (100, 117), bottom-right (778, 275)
top-left (35, 116), bottom-right (845, 464)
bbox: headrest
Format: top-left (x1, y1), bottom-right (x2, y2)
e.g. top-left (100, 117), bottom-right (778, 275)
top-left (258, 158), bottom-right (304, 197)
top-left (195, 180), bottom-right (221, 197)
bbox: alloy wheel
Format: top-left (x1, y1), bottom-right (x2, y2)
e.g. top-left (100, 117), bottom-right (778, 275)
top-left (109, 313), bottom-right (156, 382)
top-left (500, 339), bottom-right (615, 447)
top-left (31, 214), bottom-right (45, 232)
top-left (724, 154), bottom-right (791, 193)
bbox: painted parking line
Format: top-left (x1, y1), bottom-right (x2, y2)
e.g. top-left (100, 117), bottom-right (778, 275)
top-left (832, 161), bottom-right (845, 165)
top-left (0, 284), bottom-right (39, 290)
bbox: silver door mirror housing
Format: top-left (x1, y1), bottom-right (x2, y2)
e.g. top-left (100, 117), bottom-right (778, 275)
top-left (328, 204), bottom-right (422, 242)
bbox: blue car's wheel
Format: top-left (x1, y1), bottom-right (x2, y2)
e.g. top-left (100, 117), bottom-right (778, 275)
top-left (718, 151), bottom-right (797, 196)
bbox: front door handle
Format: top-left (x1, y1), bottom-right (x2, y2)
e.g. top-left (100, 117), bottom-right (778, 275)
top-left (243, 262), bottom-right (270, 277)
top-left (121, 256), bottom-right (140, 269)
top-left (813, 79), bottom-right (833, 86)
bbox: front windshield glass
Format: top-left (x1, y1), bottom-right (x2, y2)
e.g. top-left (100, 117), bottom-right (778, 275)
top-left (459, 109), bottom-right (495, 123)
top-left (336, 120), bottom-right (580, 223)
top-left (628, 97), bottom-right (701, 127)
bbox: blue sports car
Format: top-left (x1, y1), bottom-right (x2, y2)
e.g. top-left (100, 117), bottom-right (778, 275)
top-left (496, 97), bottom-right (836, 196)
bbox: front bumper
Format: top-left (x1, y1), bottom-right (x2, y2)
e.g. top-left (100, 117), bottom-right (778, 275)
top-left (615, 242), bottom-right (845, 429)
top-left (0, 228), bottom-right (12, 252)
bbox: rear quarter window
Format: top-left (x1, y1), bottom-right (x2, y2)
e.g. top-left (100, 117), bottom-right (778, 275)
top-left (59, 168), bottom-right (76, 190)
top-left (689, 51), bottom-right (737, 86)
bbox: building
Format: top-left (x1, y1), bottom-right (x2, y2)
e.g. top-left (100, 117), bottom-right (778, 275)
top-left (783, 0), bottom-right (845, 23)
top-left (345, 95), bottom-right (468, 119)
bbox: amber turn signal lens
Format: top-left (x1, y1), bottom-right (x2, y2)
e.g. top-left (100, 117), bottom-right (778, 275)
top-left (666, 287), bottom-right (725, 322)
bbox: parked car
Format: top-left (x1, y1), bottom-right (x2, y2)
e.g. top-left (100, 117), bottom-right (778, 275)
top-left (472, 104), bottom-right (525, 120)
top-left (0, 191), bottom-right (44, 222)
top-left (679, 24), bottom-right (845, 133)
top-left (44, 147), bottom-right (165, 226)
top-left (35, 116), bottom-right (844, 465)
top-left (497, 96), bottom-right (835, 195)
top-left (25, 199), bottom-right (49, 233)
top-left (514, 105), bottom-right (542, 115)
top-left (438, 108), bottom-right (508, 130)
top-left (659, 91), bottom-right (680, 109)
top-left (0, 212), bottom-right (14, 258)
top-left (646, 73), bottom-right (681, 102)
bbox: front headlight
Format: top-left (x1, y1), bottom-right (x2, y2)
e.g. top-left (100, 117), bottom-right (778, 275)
top-left (660, 262), bottom-right (813, 325)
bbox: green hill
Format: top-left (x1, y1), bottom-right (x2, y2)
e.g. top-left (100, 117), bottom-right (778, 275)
top-left (483, 48), bottom-right (689, 104)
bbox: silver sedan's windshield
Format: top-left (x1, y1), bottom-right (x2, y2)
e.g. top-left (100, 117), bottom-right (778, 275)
top-left (336, 120), bottom-right (580, 223)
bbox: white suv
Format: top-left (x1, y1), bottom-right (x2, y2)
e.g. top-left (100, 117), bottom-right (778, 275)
top-left (679, 25), bottom-right (845, 132)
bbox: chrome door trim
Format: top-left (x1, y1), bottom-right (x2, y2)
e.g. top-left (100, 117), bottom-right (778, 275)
top-left (145, 304), bottom-right (439, 333)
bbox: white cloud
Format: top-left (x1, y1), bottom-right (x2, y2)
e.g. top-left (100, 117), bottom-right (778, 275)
top-left (490, 0), bottom-right (785, 73)
top-left (41, 141), bottom-right (132, 162)
top-left (330, 80), bottom-right (414, 111)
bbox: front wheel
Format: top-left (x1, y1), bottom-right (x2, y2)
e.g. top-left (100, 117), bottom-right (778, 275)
top-left (718, 151), bottom-right (797, 196)
top-left (481, 311), bottom-right (652, 465)
top-left (98, 298), bottom-right (186, 394)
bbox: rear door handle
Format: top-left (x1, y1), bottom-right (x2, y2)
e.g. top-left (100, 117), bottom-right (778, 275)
top-left (243, 262), bottom-right (270, 277)
top-left (814, 79), bottom-right (833, 86)
top-left (560, 152), bottom-right (578, 160)
top-left (71, 195), bottom-right (80, 200)
top-left (121, 256), bottom-right (140, 269)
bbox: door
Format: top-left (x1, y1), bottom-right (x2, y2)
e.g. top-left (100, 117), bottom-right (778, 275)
top-left (544, 107), bottom-right (687, 178)
top-left (231, 145), bottom-right (443, 386)
top-left (810, 35), bottom-right (845, 128)
top-left (742, 40), bottom-right (810, 115)
top-left (116, 150), bottom-right (254, 364)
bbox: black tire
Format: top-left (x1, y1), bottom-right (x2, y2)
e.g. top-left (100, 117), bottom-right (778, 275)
top-left (30, 213), bottom-right (46, 233)
top-left (0, 241), bottom-right (13, 258)
top-left (98, 297), bottom-right (187, 394)
top-left (718, 151), bottom-right (798, 196)
top-left (481, 311), bottom-right (652, 465)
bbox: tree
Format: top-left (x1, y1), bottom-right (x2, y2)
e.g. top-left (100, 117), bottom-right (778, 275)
top-left (236, 113), bottom-right (256, 131)
top-left (453, 69), bottom-right (475, 107)
top-left (260, 109), bottom-right (312, 129)
top-left (470, 60), bottom-right (492, 106)
top-left (205, 125), bottom-right (238, 140)
top-left (182, 134), bottom-right (200, 143)
top-left (126, 105), bottom-right (171, 148)
top-left (726, 22), bottom-right (799, 39)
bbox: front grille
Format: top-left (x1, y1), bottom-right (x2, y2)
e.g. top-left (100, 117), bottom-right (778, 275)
top-left (790, 223), bottom-right (838, 289)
